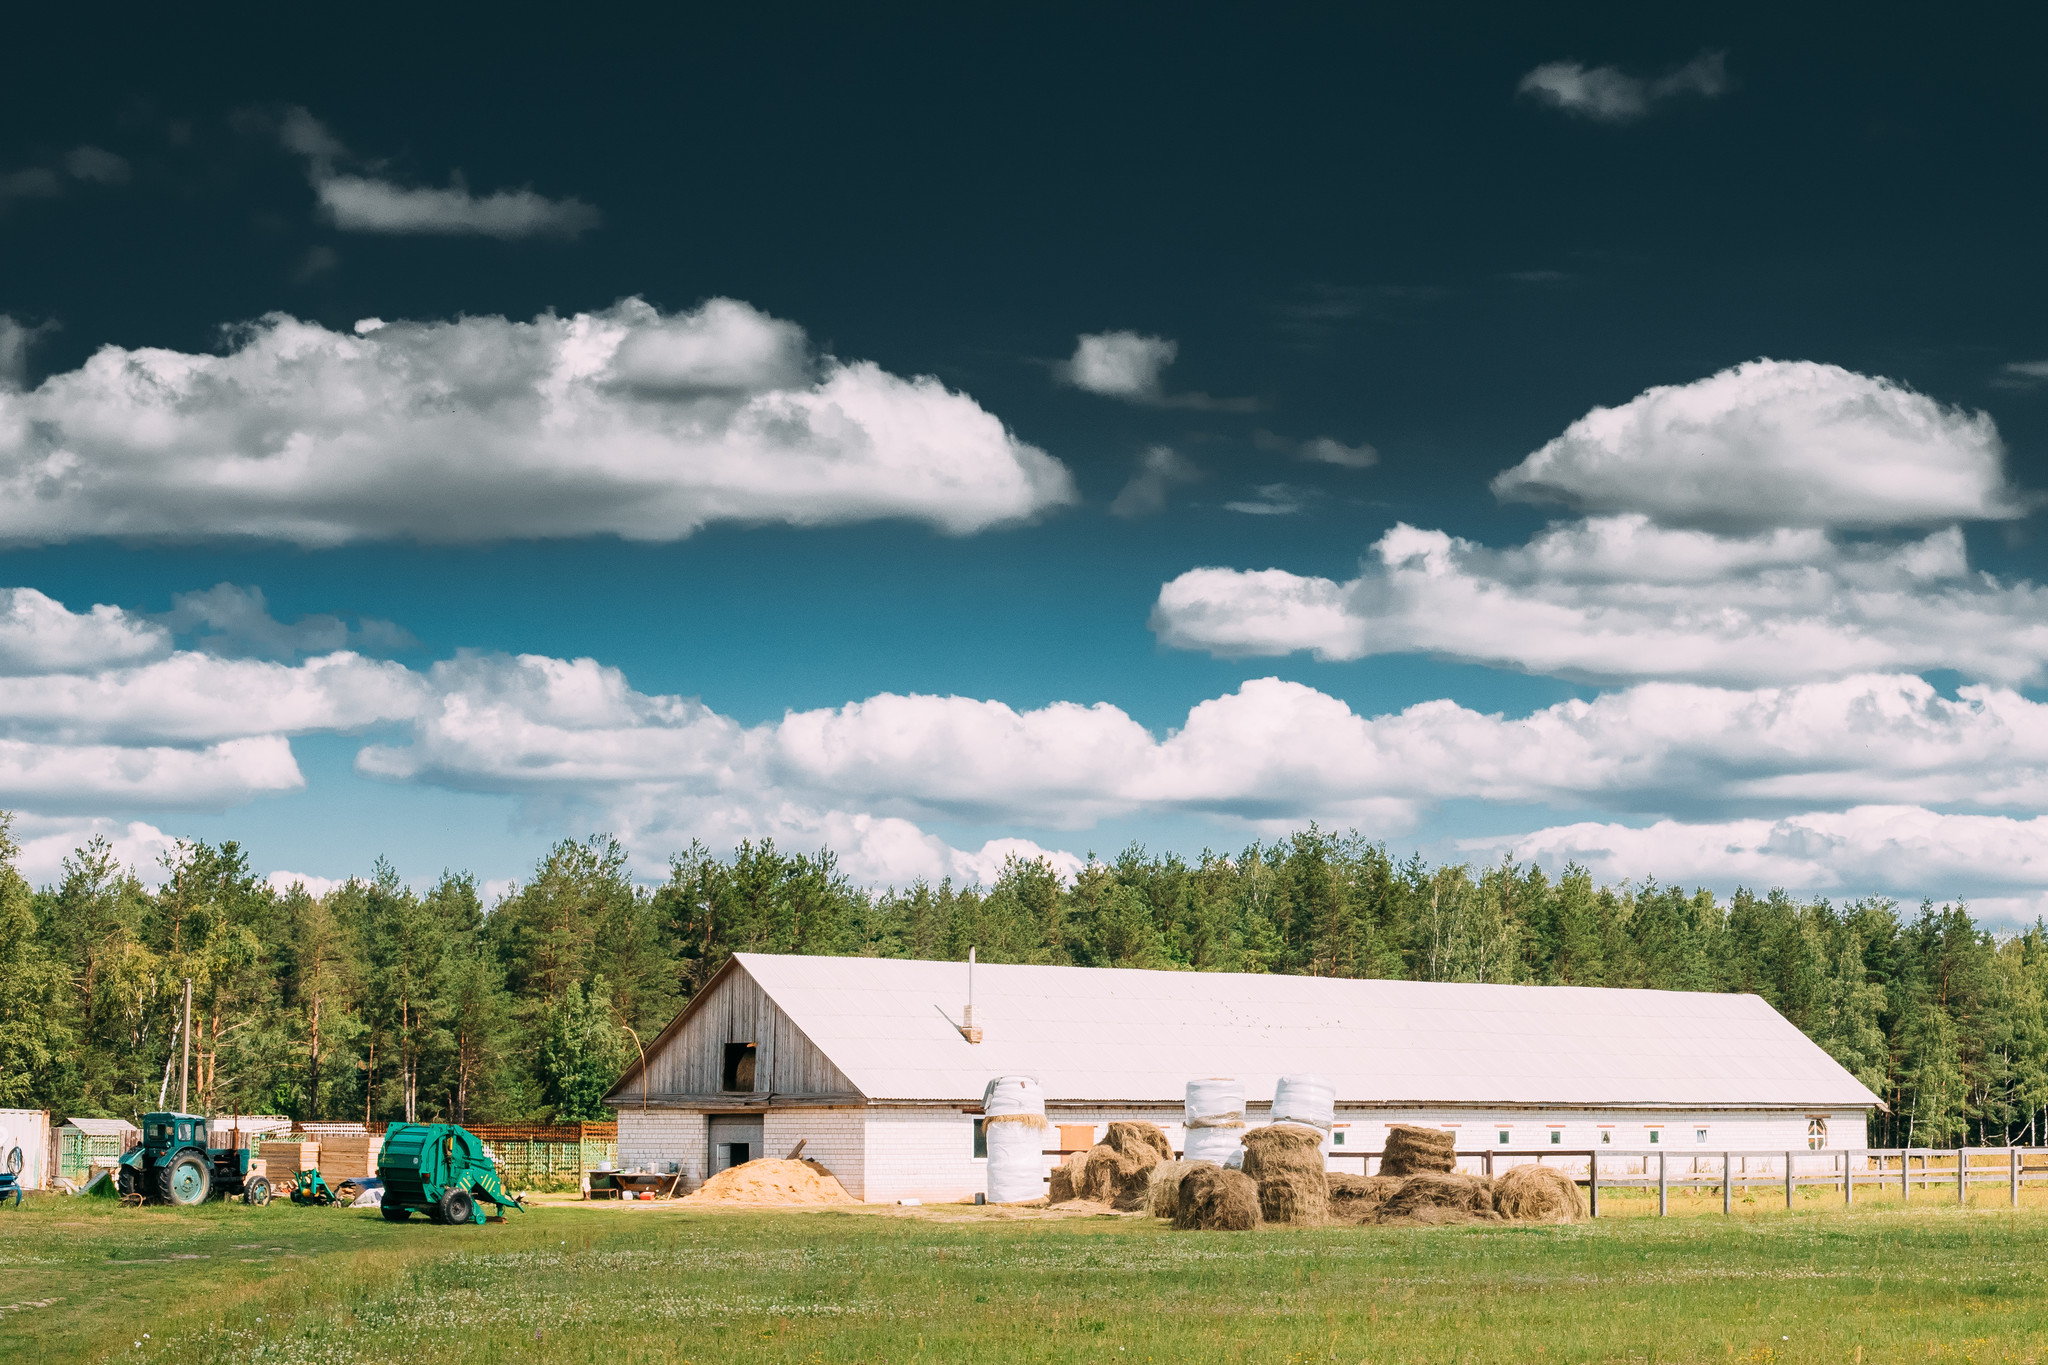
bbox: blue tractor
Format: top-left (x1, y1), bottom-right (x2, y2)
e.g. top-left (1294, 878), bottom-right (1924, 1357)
top-left (117, 1113), bottom-right (271, 1206)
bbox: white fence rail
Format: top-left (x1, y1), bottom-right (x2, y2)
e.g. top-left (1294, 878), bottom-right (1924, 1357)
top-left (1329, 1147), bottom-right (2048, 1217)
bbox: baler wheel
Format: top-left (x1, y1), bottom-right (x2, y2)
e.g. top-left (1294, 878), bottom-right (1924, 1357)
top-left (438, 1189), bottom-right (475, 1226)
top-left (243, 1176), bottom-right (272, 1206)
top-left (160, 1152), bottom-right (211, 1206)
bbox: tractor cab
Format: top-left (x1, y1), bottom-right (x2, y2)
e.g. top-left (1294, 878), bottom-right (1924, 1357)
top-left (119, 1112), bottom-right (269, 1206)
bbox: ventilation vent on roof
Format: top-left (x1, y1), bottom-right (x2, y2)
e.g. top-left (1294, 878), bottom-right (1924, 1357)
top-left (959, 947), bottom-right (983, 1044)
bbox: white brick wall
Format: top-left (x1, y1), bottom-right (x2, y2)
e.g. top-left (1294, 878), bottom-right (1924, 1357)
top-left (863, 1109), bottom-right (993, 1204)
top-left (764, 1109), bottom-right (868, 1198)
top-left (618, 1110), bottom-right (708, 1190)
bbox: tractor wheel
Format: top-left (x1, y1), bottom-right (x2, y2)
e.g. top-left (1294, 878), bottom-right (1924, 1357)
top-left (159, 1152), bottom-right (212, 1206)
top-left (117, 1166), bottom-right (139, 1198)
top-left (380, 1205), bottom-right (412, 1222)
top-left (243, 1176), bottom-right (272, 1206)
top-left (437, 1189), bottom-right (475, 1226)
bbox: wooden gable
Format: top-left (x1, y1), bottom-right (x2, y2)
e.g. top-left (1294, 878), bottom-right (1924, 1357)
top-left (606, 957), bottom-right (862, 1105)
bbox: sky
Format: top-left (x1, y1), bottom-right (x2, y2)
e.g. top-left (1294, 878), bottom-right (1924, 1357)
top-left (5, 4), bottom-right (2048, 920)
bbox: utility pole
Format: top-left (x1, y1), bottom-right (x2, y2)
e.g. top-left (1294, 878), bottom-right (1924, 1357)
top-left (181, 977), bottom-right (192, 1114)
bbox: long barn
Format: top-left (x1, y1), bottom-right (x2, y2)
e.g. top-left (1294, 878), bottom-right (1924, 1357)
top-left (604, 953), bottom-right (1880, 1203)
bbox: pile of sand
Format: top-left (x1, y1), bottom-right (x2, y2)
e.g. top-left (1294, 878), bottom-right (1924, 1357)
top-left (1077, 1121), bottom-right (1173, 1211)
top-left (1173, 1165), bottom-right (1262, 1231)
top-left (1491, 1163), bottom-right (1582, 1223)
top-left (681, 1158), bottom-right (856, 1206)
top-left (1241, 1124), bottom-right (1329, 1226)
top-left (1380, 1125), bottom-right (1457, 1176)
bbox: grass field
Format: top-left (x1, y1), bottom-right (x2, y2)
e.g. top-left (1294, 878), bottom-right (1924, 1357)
top-left (6, 1187), bottom-right (2048, 1364)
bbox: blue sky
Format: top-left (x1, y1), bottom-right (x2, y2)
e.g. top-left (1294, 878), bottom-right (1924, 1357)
top-left (5, 5), bottom-right (2048, 918)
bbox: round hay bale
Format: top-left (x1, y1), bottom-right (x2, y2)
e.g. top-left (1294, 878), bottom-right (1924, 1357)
top-left (1104, 1121), bottom-right (1172, 1164)
top-left (1380, 1124), bottom-right (1457, 1176)
top-left (1375, 1171), bottom-right (1502, 1226)
top-left (1326, 1172), bottom-right (1403, 1224)
top-left (1239, 1124), bottom-right (1325, 1180)
top-left (1146, 1159), bottom-right (1211, 1218)
top-left (1046, 1150), bottom-right (1088, 1204)
top-left (1080, 1122), bottom-right (1171, 1211)
top-left (1492, 1163), bottom-right (1583, 1223)
top-left (1174, 1165), bottom-right (1263, 1231)
top-left (1241, 1124), bottom-right (1327, 1225)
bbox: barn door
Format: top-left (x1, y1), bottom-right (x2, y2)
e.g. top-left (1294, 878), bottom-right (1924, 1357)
top-left (707, 1116), bottom-right (765, 1174)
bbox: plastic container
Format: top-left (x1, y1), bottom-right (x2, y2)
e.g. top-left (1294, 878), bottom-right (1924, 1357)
top-left (1271, 1074), bottom-right (1336, 1132)
top-left (1183, 1076), bottom-right (1247, 1164)
top-left (982, 1074), bottom-right (1049, 1204)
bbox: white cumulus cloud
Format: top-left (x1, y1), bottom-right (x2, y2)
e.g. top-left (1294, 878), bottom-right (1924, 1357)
top-left (1152, 516), bottom-right (2048, 685)
top-left (0, 297), bottom-right (1074, 545)
top-left (0, 588), bottom-right (169, 675)
top-left (1518, 52), bottom-right (1728, 122)
top-left (1058, 331), bottom-right (1177, 400)
top-left (1480, 806), bottom-right (2048, 923)
top-left (1492, 359), bottom-right (2019, 530)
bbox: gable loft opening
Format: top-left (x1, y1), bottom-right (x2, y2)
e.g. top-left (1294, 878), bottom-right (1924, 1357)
top-left (722, 1041), bottom-right (757, 1092)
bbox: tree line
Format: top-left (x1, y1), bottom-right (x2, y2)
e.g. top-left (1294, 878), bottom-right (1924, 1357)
top-left (2, 815), bottom-right (2043, 1147)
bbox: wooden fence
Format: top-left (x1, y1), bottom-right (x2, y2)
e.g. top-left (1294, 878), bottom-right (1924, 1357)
top-left (462, 1123), bottom-right (618, 1185)
top-left (1330, 1146), bottom-right (2048, 1217)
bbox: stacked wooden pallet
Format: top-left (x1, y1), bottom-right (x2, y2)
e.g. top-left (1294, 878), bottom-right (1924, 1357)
top-left (315, 1133), bottom-right (379, 1179)
top-left (260, 1140), bottom-right (319, 1178)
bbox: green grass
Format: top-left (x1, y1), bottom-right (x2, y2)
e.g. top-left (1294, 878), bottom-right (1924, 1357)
top-left (7, 1190), bottom-right (2048, 1364)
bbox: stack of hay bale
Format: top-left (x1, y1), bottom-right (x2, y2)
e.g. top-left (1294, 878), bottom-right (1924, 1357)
top-left (1079, 1122), bottom-right (1173, 1210)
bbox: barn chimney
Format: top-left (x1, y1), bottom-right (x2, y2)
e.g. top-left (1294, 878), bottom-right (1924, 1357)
top-left (960, 947), bottom-right (983, 1043)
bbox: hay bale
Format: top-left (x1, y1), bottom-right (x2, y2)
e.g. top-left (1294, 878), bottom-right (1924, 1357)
top-left (1080, 1121), bottom-right (1173, 1210)
top-left (1173, 1165), bottom-right (1263, 1231)
top-left (1105, 1121), bottom-right (1172, 1164)
top-left (1380, 1124), bottom-right (1457, 1176)
top-left (1326, 1172), bottom-right (1403, 1224)
top-left (1240, 1124), bottom-right (1327, 1225)
top-left (1492, 1163), bottom-right (1583, 1223)
top-left (1046, 1151), bottom-right (1087, 1205)
top-left (1146, 1159), bottom-right (1210, 1217)
top-left (1374, 1171), bottom-right (1502, 1226)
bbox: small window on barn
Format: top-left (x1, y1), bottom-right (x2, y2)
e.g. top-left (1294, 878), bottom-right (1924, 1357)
top-left (721, 1042), bottom-right (757, 1092)
top-left (1497, 1129), bottom-right (1510, 1144)
top-left (1332, 1130), bottom-right (1345, 1145)
top-left (1807, 1117), bottom-right (1828, 1151)
top-left (1648, 1129), bottom-right (1660, 1144)
top-left (1697, 1128), bottom-right (1708, 1143)
top-left (1549, 1131), bottom-right (1561, 1145)
top-left (1600, 1131), bottom-right (1610, 1144)
top-left (973, 1119), bottom-right (986, 1159)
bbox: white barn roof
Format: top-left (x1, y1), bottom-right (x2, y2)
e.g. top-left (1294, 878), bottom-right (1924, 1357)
top-left (716, 953), bottom-right (1880, 1110)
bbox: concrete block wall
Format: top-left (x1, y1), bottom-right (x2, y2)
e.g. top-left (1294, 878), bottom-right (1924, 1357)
top-left (862, 1109), bottom-right (995, 1204)
top-left (763, 1109), bottom-right (867, 1198)
top-left (618, 1110), bottom-right (708, 1190)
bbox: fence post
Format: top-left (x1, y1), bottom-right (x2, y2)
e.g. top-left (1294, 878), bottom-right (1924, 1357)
top-left (2013, 1148), bottom-right (2021, 1208)
top-left (1901, 1151), bottom-right (1908, 1202)
top-left (1842, 1150), bottom-right (1850, 1206)
top-left (1785, 1151), bottom-right (1794, 1209)
top-left (1589, 1149), bottom-right (1599, 1219)
top-left (1959, 1148), bottom-right (1967, 1206)
top-left (1723, 1152), bottom-right (1732, 1215)
top-left (1658, 1151), bottom-right (1668, 1216)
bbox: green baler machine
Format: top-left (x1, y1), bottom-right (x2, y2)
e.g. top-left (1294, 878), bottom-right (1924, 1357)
top-left (376, 1123), bottom-right (524, 1225)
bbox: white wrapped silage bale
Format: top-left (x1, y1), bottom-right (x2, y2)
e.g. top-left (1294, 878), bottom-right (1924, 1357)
top-left (1182, 1077), bottom-right (1247, 1164)
top-left (982, 1075), bottom-right (1048, 1204)
top-left (1271, 1073), bottom-right (1336, 1133)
